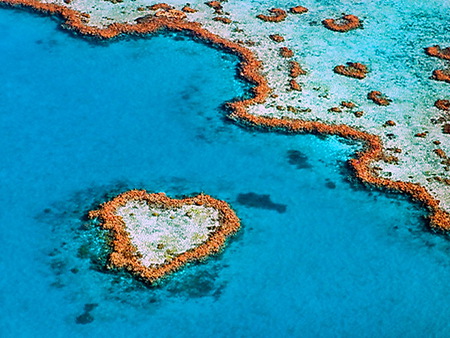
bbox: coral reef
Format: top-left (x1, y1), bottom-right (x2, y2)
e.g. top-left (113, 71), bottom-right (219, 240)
top-left (334, 62), bottom-right (368, 79)
top-left (256, 8), bottom-right (287, 22)
top-left (205, 1), bottom-right (223, 14)
top-left (289, 6), bottom-right (308, 14)
top-left (435, 99), bottom-right (450, 111)
top-left (213, 17), bottom-right (231, 24)
top-left (279, 47), bottom-right (294, 58)
top-left (182, 5), bottom-right (197, 13)
top-left (384, 120), bottom-right (396, 127)
top-left (269, 34), bottom-right (284, 42)
top-left (368, 91), bottom-right (391, 106)
top-left (1, 0), bottom-right (449, 233)
top-left (443, 124), bottom-right (450, 134)
top-left (328, 107), bottom-right (342, 113)
top-left (148, 3), bottom-right (174, 11)
top-left (89, 190), bottom-right (240, 284)
top-left (289, 79), bottom-right (302, 91)
top-left (425, 45), bottom-right (450, 61)
top-left (154, 9), bottom-right (187, 20)
top-left (322, 14), bottom-right (362, 32)
top-left (341, 101), bottom-right (356, 109)
top-left (289, 61), bottom-right (307, 77)
top-left (432, 69), bottom-right (450, 83)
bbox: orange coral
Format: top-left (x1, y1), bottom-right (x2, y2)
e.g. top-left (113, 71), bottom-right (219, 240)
top-left (289, 61), bottom-right (307, 77)
top-left (279, 47), bottom-right (294, 58)
top-left (341, 101), bottom-right (356, 109)
top-left (425, 45), bottom-right (450, 60)
top-left (89, 190), bottom-right (240, 284)
top-left (256, 8), bottom-right (287, 22)
top-left (2, 0), bottom-right (449, 233)
top-left (434, 149), bottom-right (447, 159)
top-left (368, 91), bottom-right (391, 106)
top-left (384, 120), bottom-right (396, 126)
top-left (269, 34), bottom-right (284, 42)
top-left (213, 16), bottom-right (231, 24)
top-left (289, 6), bottom-right (308, 14)
top-left (334, 62), bottom-right (368, 79)
top-left (443, 124), bottom-right (450, 134)
top-left (205, 1), bottom-right (223, 14)
top-left (289, 79), bottom-right (302, 91)
top-left (435, 99), bottom-right (450, 111)
top-left (181, 5), bottom-right (197, 13)
top-left (322, 14), bottom-right (361, 32)
top-left (147, 3), bottom-right (173, 11)
top-left (432, 69), bottom-right (450, 83)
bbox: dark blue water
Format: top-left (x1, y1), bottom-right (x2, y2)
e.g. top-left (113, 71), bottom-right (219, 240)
top-left (2, 8), bottom-right (450, 337)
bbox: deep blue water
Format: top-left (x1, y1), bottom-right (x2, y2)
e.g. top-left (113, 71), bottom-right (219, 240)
top-left (2, 7), bottom-right (450, 337)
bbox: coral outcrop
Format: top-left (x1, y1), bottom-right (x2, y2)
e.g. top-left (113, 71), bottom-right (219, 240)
top-left (289, 6), bottom-right (308, 14)
top-left (89, 190), bottom-right (240, 284)
top-left (1, 0), bottom-right (449, 233)
top-left (322, 14), bottom-right (362, 32)
top-left (435, 99), bottom-right (450, 111)
top-left (289, 61), bottom-right (307, 77)
top-left (425, 45), bottom-right (450, 60)
top-left (368, 91), bottom-right (391, 106)
top-left (334, 62), bottom-right (368, 79)
top-left (256, 8), bottom-right (287, 22)
top-left (280, 47), bottom-right (294, 58)
top-left (269, 34), bottom-right (284, 42)
top-left (432, 69), bottom-right (450, 83)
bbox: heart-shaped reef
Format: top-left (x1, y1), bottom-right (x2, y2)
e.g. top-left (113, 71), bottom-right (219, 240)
top-left (89, 190), bottom-right (240, 284)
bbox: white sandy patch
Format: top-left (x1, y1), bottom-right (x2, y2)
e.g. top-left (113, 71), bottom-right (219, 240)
top-left (116, 200), bottom-right (220, 266)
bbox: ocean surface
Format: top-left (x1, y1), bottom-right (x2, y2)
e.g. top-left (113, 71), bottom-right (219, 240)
top-left (1, 2), bottom-right (450, 337)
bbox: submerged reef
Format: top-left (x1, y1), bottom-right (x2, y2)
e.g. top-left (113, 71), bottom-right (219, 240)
top-left (1, 0), bottom-right (449, 233)
top-left (89, 190), bottom-right (240, 283)
top-left (368, 91), bottom-right (391, 106)
top-left (432, 69), bottom-right (450, 84)
top-left (334, 62), bottom-right (368, 79)
top-left (322, 14), bottom-right (362, 32)
top-left (256, 8), bottom-right (287, 22)
top-left (425, 45), bottom-right (450, 60)
top-left (435, 100), bottom-right (450, 111)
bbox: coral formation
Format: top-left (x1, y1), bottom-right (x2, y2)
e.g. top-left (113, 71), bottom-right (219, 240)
top-left (89, 190), bottom-right (240, 284)
top-left (434, 149), bottom-right (447, 159)
top-left (289, 61), bottom-right (307, 77)
top-left (213, 17), bottom-right (231, 24)
top-left (425, 45), bottom-right (450, 60)
top-left (289, 6), bottom-right (308, 14)
top-left (443, 124), bottom-right (450, 134)
top-left (368, 91), bottom-right (391, 106)
top-left (384, 120), bottom-right (396, 127)
top-left (154, 9), bottom-right (187, 20)
top-left (1, 0), bottom-right (449, 233)
top-left (205, 1), bottom-right (223, 14)
top-left (280, 47), bottom-right (294, 58)
top-left (289, 79), bottom-right (301, 91)
top-left (322, 14), bottom-right (361, 32)
top-left (182, 5), bottom-right (197, 13)
top-left (269, 34), bottom-right (284, 42)
top-left (256, 8), bottom-right (287, 22)
top-left (432, 69), bottom-right (450, 83)
top-left (435, 99), bottom-right (450, 111)
top-left (148, 3), bottom-right (174, 10)
top-left (341, 101), bottom-right (356, 109)
top-left (334, 62), bottom-right (368, 79)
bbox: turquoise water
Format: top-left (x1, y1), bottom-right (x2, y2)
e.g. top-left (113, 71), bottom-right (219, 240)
top-left (1, 4), bottom-right (450, 338)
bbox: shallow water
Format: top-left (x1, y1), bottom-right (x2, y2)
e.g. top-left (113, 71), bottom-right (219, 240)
top-left (1, 5), bottom-right (450, 337)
